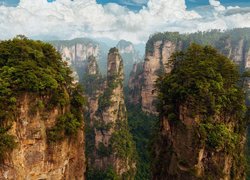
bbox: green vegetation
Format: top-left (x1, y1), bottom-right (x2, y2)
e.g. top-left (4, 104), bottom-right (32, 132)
top-left (199, 123), bottom-right (238, 152)
top-left (81, 55), bottom-right (103, 96)
top-left (86, 118), bottom-right (137, 179)
top-left (156, 44), bottom-right (247, 178)
top-left (157, 44), bottom-right (246, 126)
top-left (97, 142), bottom-right (112, 157)
top-left (98, 75), bottom-right (122, 111)
top-left (108, 106), bottom-right (137, 179)
top-left (84, 48), bottom-right (136, 179)
top-left (47, 112), bottom-right (81, 142)
top-left (127, 104), bottom-right (157, 180)
top-left (110, 121), bottom-right (137, 161)
top-left (87, 166), bottom-right (119, 180)
top-left (0, 127), bottom-right (17, 162)
top-left (0, 36), bottom-right (85, 157)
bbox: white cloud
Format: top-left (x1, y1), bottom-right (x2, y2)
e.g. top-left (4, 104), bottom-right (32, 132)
top-left (0, 0), bottom-right (249, 43)
top-left (209, 0), bottom-right (225, 11)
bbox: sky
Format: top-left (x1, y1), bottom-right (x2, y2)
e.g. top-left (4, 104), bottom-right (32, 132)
top-left (1, 0), bottom-right (250, 9)
top-left (0, 0), bottom-right (250, 43)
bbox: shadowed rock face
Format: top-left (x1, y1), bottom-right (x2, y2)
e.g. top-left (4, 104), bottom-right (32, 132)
top-left (0, 94), bottom-right (85, 180)
top-left (128, 62), bottom-right (144, 105)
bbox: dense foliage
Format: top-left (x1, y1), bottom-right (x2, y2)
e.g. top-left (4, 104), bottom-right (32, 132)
top-left (157, 44), bottom-right (246, 126)
top-left (156, 44), bottom-right (247, 178)
top-left (127, 104), bottom-right (157, 180)
top-left (0, 36), bottom-right (85, 157)
top-left (87, 166), bottom-right (119, 180)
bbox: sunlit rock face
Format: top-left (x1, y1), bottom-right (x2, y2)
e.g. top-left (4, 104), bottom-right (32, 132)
top-left (0, 94), bottom-right (86, 180)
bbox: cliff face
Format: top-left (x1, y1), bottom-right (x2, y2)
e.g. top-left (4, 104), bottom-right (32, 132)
top-left (128, 30), bottom-right (250, 114)
top-left (141, 40), bottom-right (179, 114)
top-left (87, 48), bottom-right (136, 178)
top-left (83, 56), bottom-right (104, 123)
top-left (215, 36), bottom-right (250, 69)
top-left (0, 94), bottom-right (85, 180)
top-left (51, 38), bottom-right (100, 66)
top-left (152, 44), bottom-right (247, 180)
top-left (153, 108), bottom-right (246, 180)
top-left (127, 62), bottom-right (144, 105)
top-left (0, 38), bottom-right (86, 180)
top-left (116, 40), bottom-right (141, 84)
top-left (50, 38), bottom-right (109, 80)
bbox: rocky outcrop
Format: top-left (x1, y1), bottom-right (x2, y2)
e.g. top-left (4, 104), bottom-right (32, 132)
top-left (0, 38), bottom-right (86, 180)
top-left (0, 94), bottom-right (85, 180)
top-left (153, 108), bottom-right (246, 180)
top-left (116, 40), bottom-right (141, 84)
top-left (50, 38), bottom-right (109, 80)
top-left (83, 55), bottom-right (104, 123)
top-left (152, 44), bottom-right (247, 179)
top-left (141, 40), bottom-right (179, 114)
top-left (245, 48), bottom-right (250, 68)
top-left (51, 38), bottom-right (99, 66)
top-left (84, 55), bottom-right (100, 76)
top-left (127, 62), bottom-right (144, 105)
top-left (89, 48), bottom-right (136, 178)
top-left (128, 29), bottom-right (250, 114)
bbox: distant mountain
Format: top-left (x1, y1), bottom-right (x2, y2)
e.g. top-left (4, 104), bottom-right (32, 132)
top-left (49, 38), bottom-right (144, 84)
top-left (116, 39), bottom-right (142, 84)
top-left (49, 38), bottom-right (110, 81)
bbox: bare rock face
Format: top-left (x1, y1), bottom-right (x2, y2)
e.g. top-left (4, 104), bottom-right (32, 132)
top-left (216, 37), bottom-right (250, 69)
top-left (50, 38), bottom-right (105, 82)
top-left (52, 39), bottom-right (100, 66)
top-left (245, 48), bottom-right (250, 68)
top-left (116, 40), bottom-right (141, 84)
top-left (127, 62), bottom-right (144, 105)
top-left (153, 107), bottom-right (246, 180)
top-left (0, 94), bottom-right (85, 180)
top-left (116, 40), bottom-right (135, 55)
top-left (82, 55), bottom-right (104, 129)
top-left (86, 55), bottom-right (99, 75)
top-left (141, 40), bottom-right (178, 114)
top-left (91, 48), bottom-right (136, 177)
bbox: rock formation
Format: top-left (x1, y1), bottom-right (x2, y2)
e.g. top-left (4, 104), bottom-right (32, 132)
top-left (0, 38), bottom-right (86, 179)
top-left (82, 55), bottom-right (104, 123)
top-left (0, 94), bottom-right (85, 180)
top-left (116, 40), bottom-right (141, 84)
top-left (128, 29), bottom-right (250, 114)
top-left (141, 40), bottom-right (179, 114)
top-left (152, 44), bottom-right (247, 179)
top-left (86, 48), bottom-right (136, 178)
top-left (127, 62), bottom-right (144, 105)
top-left (50, 38), bottom-right (109, 80)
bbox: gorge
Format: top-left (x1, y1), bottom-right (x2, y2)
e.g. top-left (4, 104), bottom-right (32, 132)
top-left (0, 28), bottom-right (249, 180)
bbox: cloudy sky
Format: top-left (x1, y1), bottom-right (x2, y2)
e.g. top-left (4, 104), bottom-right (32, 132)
top-left (0, 0), bottom-right (250, 43)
